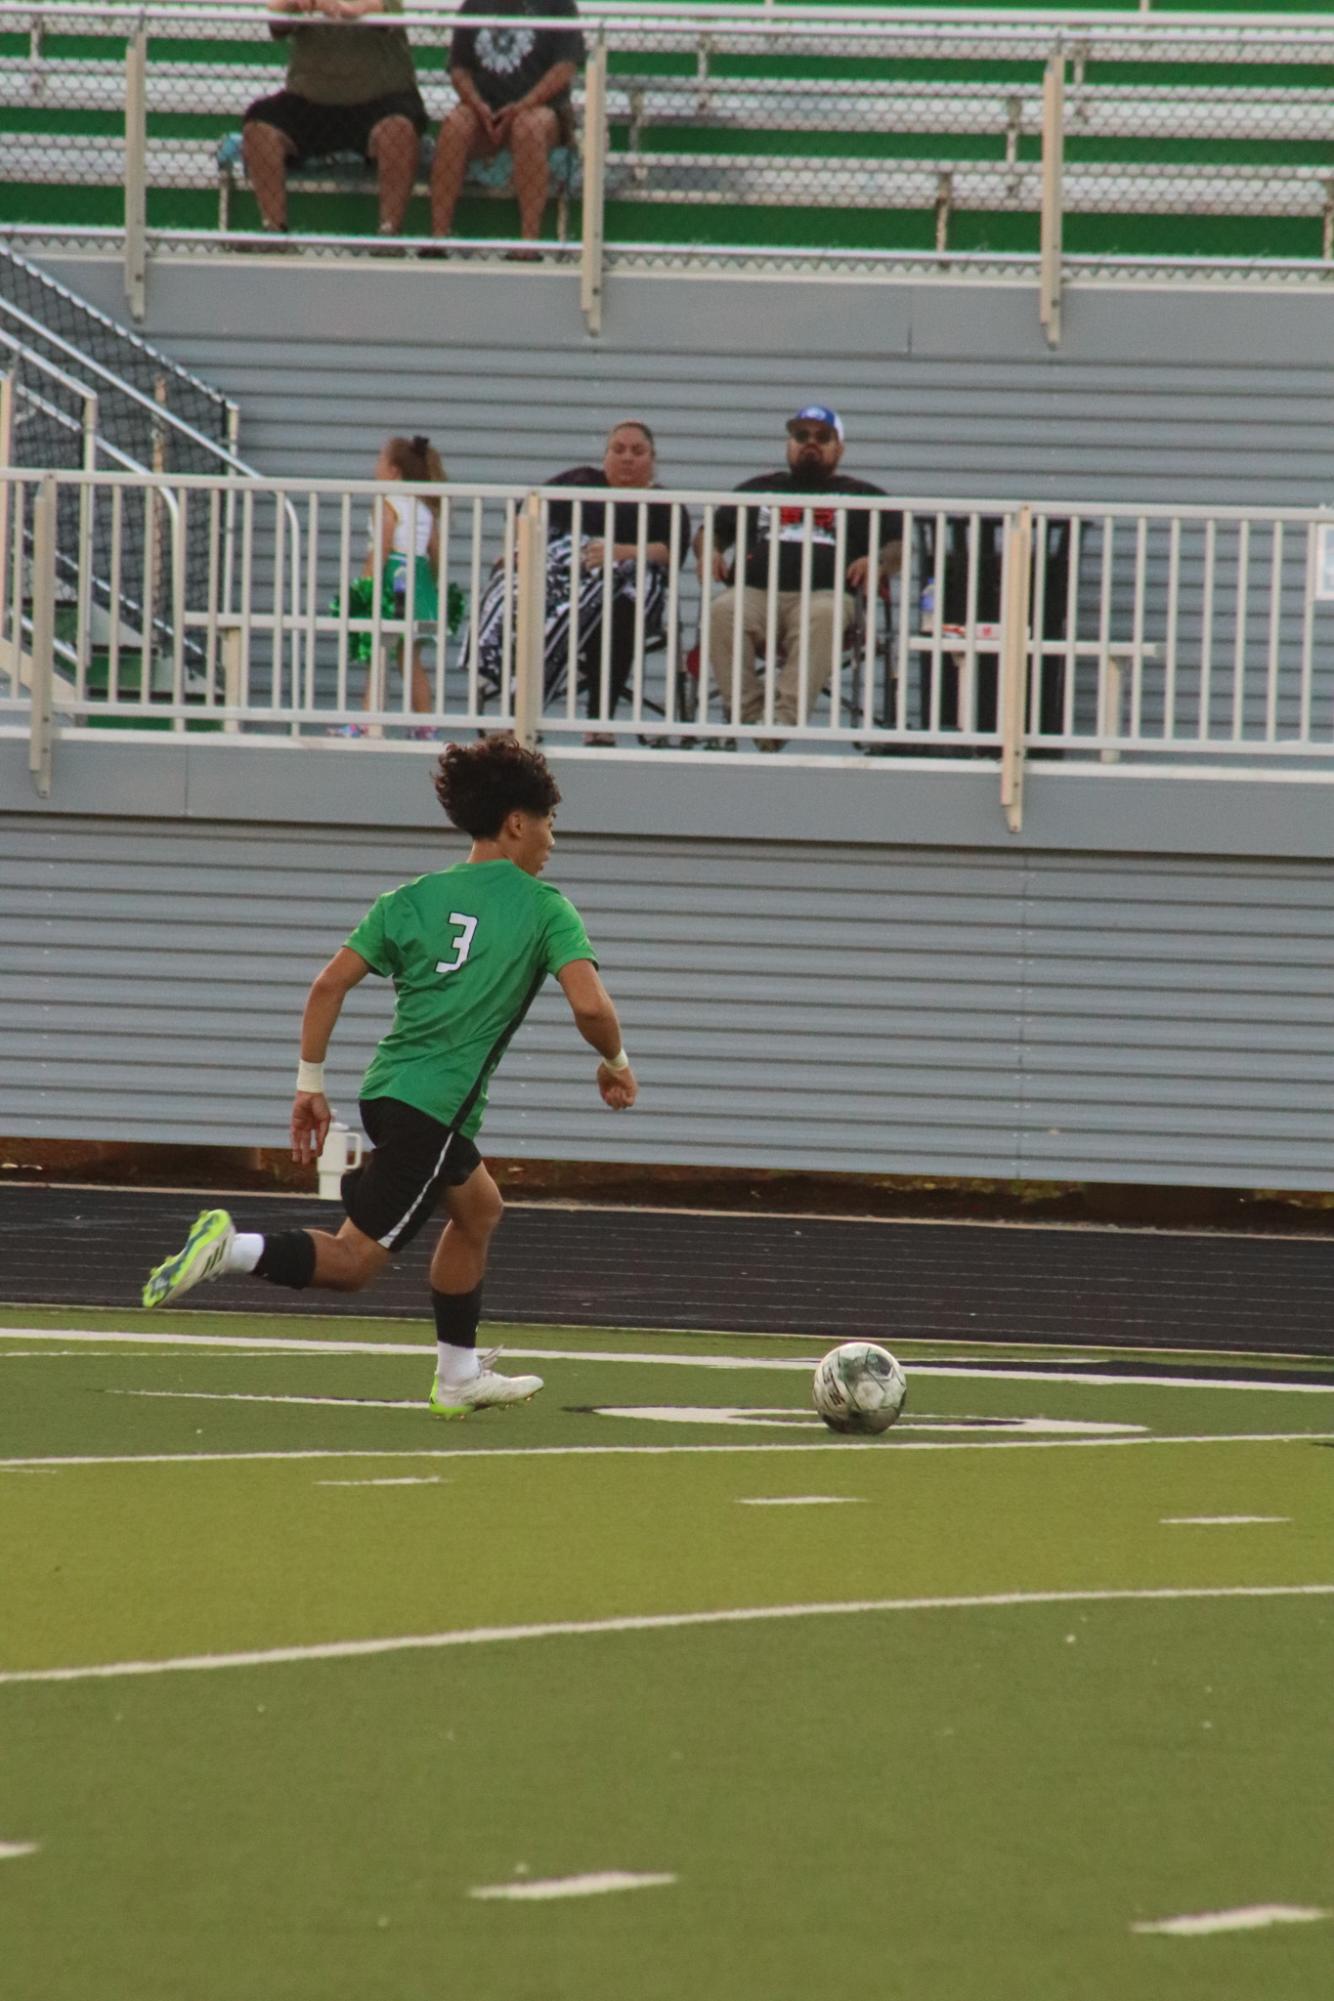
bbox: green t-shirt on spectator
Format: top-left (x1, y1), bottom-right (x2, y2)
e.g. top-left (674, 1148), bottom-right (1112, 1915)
top-left (277, 0), bottom-right (418, 106)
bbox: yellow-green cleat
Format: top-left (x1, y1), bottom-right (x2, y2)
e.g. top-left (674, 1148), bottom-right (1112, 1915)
top-left (142, 1208), bottom-right (236, 1308)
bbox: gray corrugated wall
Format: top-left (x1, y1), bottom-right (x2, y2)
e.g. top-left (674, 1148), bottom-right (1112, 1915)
top-left (8, 260), bottom-right (1334, 1189)
top-left (39, 259), bottom-right (1334, 509)
top-left (3, 812), bottom-right (1332, 1188)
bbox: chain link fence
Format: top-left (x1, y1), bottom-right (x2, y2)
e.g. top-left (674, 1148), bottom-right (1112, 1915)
top-left (1048, 35), bottom-right (1334, 267)
top-left (1, 8), bottom-right (1334, 289)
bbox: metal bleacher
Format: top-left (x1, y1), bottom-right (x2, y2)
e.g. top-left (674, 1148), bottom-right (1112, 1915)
top-left (0, 2), bottom-right (1332, 345)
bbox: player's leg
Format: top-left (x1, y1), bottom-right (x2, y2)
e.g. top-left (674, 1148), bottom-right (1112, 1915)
top-left (426, 1156), bottom-right (542, 1416)
top-left (143, 1098), bottom-right (439, 1309)
top-left (141, 1208), bottom-right (386, 1308)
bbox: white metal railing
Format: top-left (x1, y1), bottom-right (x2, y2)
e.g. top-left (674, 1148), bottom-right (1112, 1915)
top-left (6, 468), bottom-right (1334, 824)
top-left (2, 7), bottom-right (1334, 333)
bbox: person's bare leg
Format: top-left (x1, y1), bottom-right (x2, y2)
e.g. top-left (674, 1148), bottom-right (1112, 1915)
top-left (429, 1162), bottom-right (503, 1294)
top-left (429, 103), bottom-right (488, 237)
top-left (368, 114), bottom-right (419, 234)
top-left (308, 1217), bottom-right (390, 1290)
top-left (409, 650), bottom-right (434, 714)
top-left (426, 1164), bottom-right (541, 1410)
top-left (242, 119), bottom-right (297, 230)
top-left (509, 104), bottom-right (557, 242)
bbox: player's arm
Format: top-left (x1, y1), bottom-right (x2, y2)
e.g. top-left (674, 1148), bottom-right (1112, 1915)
top-left (557, 958), bottom-right (637, 1109)
top-left (291, 946), bottom-right (373, 1164)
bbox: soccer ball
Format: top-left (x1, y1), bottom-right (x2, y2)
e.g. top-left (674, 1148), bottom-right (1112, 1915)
top-left (812, 1342), bottom-right (907, 1436)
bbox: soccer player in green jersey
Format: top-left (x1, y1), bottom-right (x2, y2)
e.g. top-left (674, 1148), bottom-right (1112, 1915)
top-left (142, 736), bottom-right (637, 1416)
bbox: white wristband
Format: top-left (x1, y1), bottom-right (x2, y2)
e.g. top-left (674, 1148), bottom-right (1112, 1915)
top-left (296, 1059), bottom-right (326, 1094)
top-left (602, 1049), bottom-right (630, 1073)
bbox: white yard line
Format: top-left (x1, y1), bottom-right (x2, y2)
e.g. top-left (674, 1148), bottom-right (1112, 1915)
top-left (1, 1326), bottom-right (1327, 1394)
top-left (1161, 1514), bottom-right (1290, 1526)
top-left (469, 1871), bottom-right (676, 1902)
top-left (111, 1391), bottom-right (420, 1411)
top-left (594, 1407), bottom-right (1146, 1435)
top-left (1, 1583), bottom-right (1330, 1689)
top-left (0, 1842), bottom-right (38, 1860)
top-left (1133, 1904), bottom-right (1328, 1937)
top-left (317, 1477), bottom-right (447, 1488)
top-left (737, 1496), bottom-right (866, 1507)
top-left (3, 1432), bottom-right (1333, 1472)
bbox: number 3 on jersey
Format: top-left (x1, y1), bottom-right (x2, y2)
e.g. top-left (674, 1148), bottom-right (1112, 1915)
top-left (436, 911), bottom-right (478, 977)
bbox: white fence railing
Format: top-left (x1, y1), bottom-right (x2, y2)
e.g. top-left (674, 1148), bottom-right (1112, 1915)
top-left (6, 468), bottom-right (1334, 824)
top-left (4, 6), bottom-right (1334, 331)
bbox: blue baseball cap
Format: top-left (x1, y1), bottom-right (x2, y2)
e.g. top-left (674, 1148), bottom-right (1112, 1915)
top-left (788, 404), bottom-right (845, 441)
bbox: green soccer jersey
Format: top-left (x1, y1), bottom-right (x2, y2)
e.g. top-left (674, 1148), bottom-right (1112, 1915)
top-left (345, 859), bottom-right (595, 1137)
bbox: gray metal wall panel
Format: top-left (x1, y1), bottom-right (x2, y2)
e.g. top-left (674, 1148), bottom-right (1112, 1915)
top-left (3, 813), bottom-right (1333, 1190)
top-left (38, 259), bottom-right (1334, 509)
top-left (8, 262), bottom-right (1334, 1189)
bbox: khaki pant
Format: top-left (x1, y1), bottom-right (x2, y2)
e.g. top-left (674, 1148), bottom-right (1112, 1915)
top-left (706, 585), bottom-right (856, 727)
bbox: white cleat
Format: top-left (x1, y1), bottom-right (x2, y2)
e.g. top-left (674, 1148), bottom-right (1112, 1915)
top-left (427, 1349), bottom-right (543, 1418)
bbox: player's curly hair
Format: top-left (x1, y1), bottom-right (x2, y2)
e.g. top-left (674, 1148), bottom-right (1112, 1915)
top-left (434, 735), bottom-right (562, 837)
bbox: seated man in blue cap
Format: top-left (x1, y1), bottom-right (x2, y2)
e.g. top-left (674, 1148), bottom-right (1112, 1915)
top-left (695, 405), bottom-right (901, 744)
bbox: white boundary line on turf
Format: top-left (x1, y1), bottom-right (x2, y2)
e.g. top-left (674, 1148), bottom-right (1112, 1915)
top-left (470, 1871), bottom-right (677, 1902)
top-left (3, 1432), bottom-right (1333, 1471)
top-left (1, 1327), bottom-right (1330, 1394)
top-left (1, 1583), bottom-right (1330, 1688)
top-left (2, 1315), bottom-right (1327, 1370)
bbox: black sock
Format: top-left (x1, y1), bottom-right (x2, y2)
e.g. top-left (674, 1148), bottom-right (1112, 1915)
top-left (254, 1231), bottom-right (317, 1290)
top-left (431, 1283), bottom-right (483, 1348)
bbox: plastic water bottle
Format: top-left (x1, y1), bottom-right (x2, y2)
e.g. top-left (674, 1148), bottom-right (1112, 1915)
top-left (317, 1120), bottom-right (364, 1202)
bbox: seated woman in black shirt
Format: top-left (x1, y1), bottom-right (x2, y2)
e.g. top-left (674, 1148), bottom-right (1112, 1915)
top-left (471, 421), bottom-right (690, 740)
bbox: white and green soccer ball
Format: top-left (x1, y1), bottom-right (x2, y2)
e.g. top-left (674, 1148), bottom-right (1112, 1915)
top-left (812, 1341), bottom-right (908, 1436)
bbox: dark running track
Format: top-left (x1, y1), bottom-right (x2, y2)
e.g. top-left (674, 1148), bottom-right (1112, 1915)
top-left (1, 1182), bottom-right (1332, 1359)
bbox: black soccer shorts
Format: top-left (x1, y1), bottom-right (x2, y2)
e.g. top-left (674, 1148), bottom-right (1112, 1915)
top-left (340, 1097), bottom-right (483, 1251)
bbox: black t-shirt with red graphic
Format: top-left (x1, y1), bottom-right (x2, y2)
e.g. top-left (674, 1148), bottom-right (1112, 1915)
top-left (712, 471), bottom-right (899, 592)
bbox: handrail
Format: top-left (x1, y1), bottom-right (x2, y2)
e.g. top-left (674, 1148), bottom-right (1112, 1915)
top-left (0, 245), bottom-right (233, 415)
top-left (0, 294), bottom-right (252, 475)
top-left (10, 467), bottom-right (1334, 526)
top-left (6, 467), bottom-right (1334, 830)
top-left (5, 5), bottom-right (1334, 36)
top-left (0, 327), bottom-right (99, 428)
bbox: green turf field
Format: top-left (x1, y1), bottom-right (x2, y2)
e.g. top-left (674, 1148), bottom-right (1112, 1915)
top-left (1, 1303), bottom-right (1330, 2000)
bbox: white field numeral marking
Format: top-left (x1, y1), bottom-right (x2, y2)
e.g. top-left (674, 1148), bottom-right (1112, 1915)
top-left (435, 912), bottom-right (478, 977)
